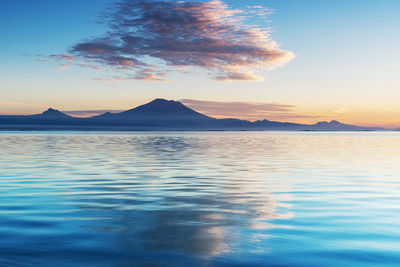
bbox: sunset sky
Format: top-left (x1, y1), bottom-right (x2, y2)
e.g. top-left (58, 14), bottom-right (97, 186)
top-left (1, 0), bottom-right (400, 127)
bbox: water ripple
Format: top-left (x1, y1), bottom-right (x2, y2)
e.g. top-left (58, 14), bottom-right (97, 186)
top-left (0, 131), bottom-right (400, 266)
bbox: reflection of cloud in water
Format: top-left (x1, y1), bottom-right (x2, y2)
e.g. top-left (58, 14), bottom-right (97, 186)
top-left (136, 187), bottom-right (293, 256)
top-left (139, 209), bottom-right (229, 255)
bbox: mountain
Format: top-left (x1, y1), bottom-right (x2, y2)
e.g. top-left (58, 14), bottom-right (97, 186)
top-left (0, 107), bottom-right (77, 128)
top-left (89, 99), bottom-right (215, 128)
top-left (119, 99), bottom-right (212, 120)
top-left (0, 99), bottom-right (383, 131)
top-left (36, 108), bottom-right (72, 118)
top-left (309, 120), bottom-right (372, 130)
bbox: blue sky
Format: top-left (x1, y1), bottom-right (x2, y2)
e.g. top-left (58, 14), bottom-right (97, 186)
top-left (1, 0), bottom-right (400, 127)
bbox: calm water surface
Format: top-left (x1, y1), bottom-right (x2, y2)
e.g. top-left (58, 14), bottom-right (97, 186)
top-left (0, 131), bottom-right (400, 266)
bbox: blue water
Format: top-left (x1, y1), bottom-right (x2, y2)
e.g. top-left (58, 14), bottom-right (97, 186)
top-left (0, 131), bottom-right (400, 266)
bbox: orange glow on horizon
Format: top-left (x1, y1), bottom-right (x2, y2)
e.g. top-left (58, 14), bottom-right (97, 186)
top-left (2, 100), bottom-right (400, 129)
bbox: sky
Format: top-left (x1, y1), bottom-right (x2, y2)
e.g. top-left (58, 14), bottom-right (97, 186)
top-left (1, 0), bottom-right (400, 127)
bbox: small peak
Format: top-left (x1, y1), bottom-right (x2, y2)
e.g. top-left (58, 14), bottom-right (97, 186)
top-left (100, 111), bottom-right (112, 117)
top-left (144, 98), bottom-right (183, 108)
top-left (153, 98), bottom-right (168, 102)
top-left (43, 108), bottom-right (60, 114)
top-left (40, 108), bottom-right (69, 117)
top-left (150, 98), bottom-right (176, 104)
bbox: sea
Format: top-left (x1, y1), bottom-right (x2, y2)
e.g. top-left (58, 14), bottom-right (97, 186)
top-left (0, 131), bottom-right (399, 266)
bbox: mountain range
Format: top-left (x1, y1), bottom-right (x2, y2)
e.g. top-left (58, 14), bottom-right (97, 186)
top-left (0, 99), bottom-right (383, 131)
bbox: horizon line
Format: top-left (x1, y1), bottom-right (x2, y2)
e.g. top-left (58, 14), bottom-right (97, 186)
top-left (0, 98), bottom-right (397, 130)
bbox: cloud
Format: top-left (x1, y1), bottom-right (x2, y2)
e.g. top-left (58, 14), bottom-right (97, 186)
top-left (59, 0), bottom-right (294, 81)
top-left (50, 54), bottom-right (75, 63)
top-left (0, 100), bottom-right (42, 108)
top-left (63, 109), bottom-right (124, 117)
top-left (134, 67), bottom-right (168, 81)
top-left (49, 54), bottom-right (75, 71)
top-left (0, 100), bottom-right (45, 115)
top-left (93, 68), bottom-right (168, 82)
top-left (92, 76), bottom-right (126, 82)
top-left (215, 70), bottom-right (262, 81)
top-left (180, 99), bottom-right (319, 121)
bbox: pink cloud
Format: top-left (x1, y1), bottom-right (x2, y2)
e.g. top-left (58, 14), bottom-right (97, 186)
top-left (180, 99), bottom-right (319, 121)
top-left (62, 0), bottom-right (294, 81)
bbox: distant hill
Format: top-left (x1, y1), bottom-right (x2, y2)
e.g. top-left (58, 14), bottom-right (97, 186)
top-left (36, 108), bottom-right (72, 118)
top-left (0, 99), bottom-right (384, 131)
top-left (311, 120), bottom-right (367, 130)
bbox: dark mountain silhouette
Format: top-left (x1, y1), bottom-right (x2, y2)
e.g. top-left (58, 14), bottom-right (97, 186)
top-left (89, 99), bottom-right (215, 128)
top-left (120, 99), bottom-right (212, 119)
top-left (311, 120), bottom-right (364, 130)
top-left (36, 108), bottom-right (71, 118)
top-left (0, 99), bottom-right (384, 131)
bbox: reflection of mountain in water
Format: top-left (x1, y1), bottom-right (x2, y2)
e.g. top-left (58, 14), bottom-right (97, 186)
top-left (53, 134), bottom-right (293, 259)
